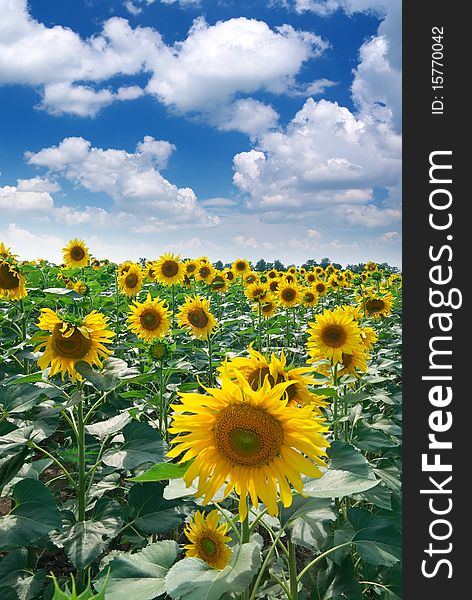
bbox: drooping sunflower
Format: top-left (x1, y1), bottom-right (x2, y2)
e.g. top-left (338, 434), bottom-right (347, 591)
top-left (184, 510), bottom-right (232, 569)
top-left (0, 260), bottom-right (27, 301)
top-left (117, 260), bottom-right (134, 277)
top-left (154, 253), bottom-right (185, 286)
top-left (128, 293), bottom-right (171, 342)
top-left (253, 296), bottom-right (278, 319)
top-left (62, 239), bottom-right (90, 268)
top-left (278, 281), bottom-right (301, 308)
top-left (118, 263), bottom-right (143, 297)
top-left (167, 373), bottom-right (330, 521)
top-left (35, 309), bottom-right (114, 382)
top-left (232, 258), bottom-right (250, 276)
top-left (221, 345), bottom-right (325, 411)
top-left (245, 281), bottom-right (269, 303)
top-left (210, 272), bottom-right (229, 294)
top-left (307, 307), bottom-right (363, 365)
top-left (177, 296), bottom-right (217, 339)
top-left (361, 292), bottom-right (394, 319)
top-left (0, 242), bottom-right (17, 259)
top-left (302, 288), bottom-right (318, 308)
top-left (360, 325), bottom-right (378, 351)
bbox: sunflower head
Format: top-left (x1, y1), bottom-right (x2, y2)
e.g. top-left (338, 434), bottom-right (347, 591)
top-left (224, 268), bottom-right (235, 282)
top-left (167, 373), bottom-right (330, 520)
top-left (91, 258), bottom-right (101, 270)
top-left (177, 296), bottom-right (217, 339)
top-left (35, 309), bottom-right (114, 381)
top-left (154, 253), bottom-right (185, 286)
top-left (232, 258), bottom-right (250, 276)
top-left (302, 288), bottom-right (318, 307)
top-left (253, 296), bottom-right (278, 319)
top-left (62, 239), bottom-right (90, 268)
top-left (278, 281), bottom-right (301, 308)
top-left (184, 259), bottom-right (199, 277)
top-left (118, 264), bottom-right (143, 297)
top-left (307, 307), bottom-right (364, 365)
top-left (196, 261), bottom-right (216, 283)
top-left (184, 510), bottom-right (232, 569)
top-left (210, 273), bottom-right (229, 294)
top-left (245, 281), bottom-right (269, 302)
top-left (149, 339), bottom-right (173, 362)
top-left (0, 242), bottom-right (17, 260)
top-left (128, 293), bottom-right (171, 342)
top-left (0, 260), bottom-right (27, 301)
top-left (361, 292), bottom-right (394, 319)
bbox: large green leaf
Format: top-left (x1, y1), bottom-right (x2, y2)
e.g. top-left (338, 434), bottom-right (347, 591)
top-left (0, 549), bottom-right (46, 600)
top-left (165, 540), bottom-right (262, 600)
top-left (128, 483), bottom-right (186, 534)
top-left (94, 540), bottom-right (179, 600)
top-left (0, 448), bottom-right (29, 492)
top-left (76, 358), bottom-right (139, 391)
top-left (303, 469), bottom-right (379, 498)
top-left (43, 287), bottom-right (84, 300)
top-left (281, 496), bottom-right (336, 551)
top-left (0, 383), bottom-right (47, 414)
top-left (49, 498), bottom-right (124, 570)
top-left (348, 508), bottom-right (401, 566)
top-left (102, 422), bottom-right (165, 470)
top-left (327, 440), bottom-right (372, 477)
top-left (85, 412), bottom-right (131, 440)
top-left (0, 479), bottom-right (61, 550)
top-left (128, 462), bottom-right (190, 483)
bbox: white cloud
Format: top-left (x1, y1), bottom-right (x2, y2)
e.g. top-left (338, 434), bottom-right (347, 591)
top-left (304, 78), bottom-right (337, 96)
top-left (307, 228), bottom-right (321, 239)
top-left (232, 98), bottom-right (400, 221)
top-left (214, 98), bottom-right (279, 138)
top-left (0, 224), bottom-right (65, 262)
top-left (0, 2), bottom-right (328, 125)
top-left (233, 235), bottom-right (274, 250)
top-left (341, 204), bottom-right (401, 227)
top-left (0, 178), bottom-right (55, 212)
top-left (26, 136), bottom-right (218, 227)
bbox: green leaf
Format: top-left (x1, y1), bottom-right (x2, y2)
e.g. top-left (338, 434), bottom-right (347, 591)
top-left (361, 483), bottom-right (392, 510)
top-left (94, 540), bottom-right (179, 600)
top-left (128, 462), bottom-right (190, 482)
top-left (330, 555), bottom-right (362, 600)
top-left (76, 358), bottom-right (139, 391)
top-left (0, 448), bottom-right (29, 492)
top-left (50, 573), bottom-right (108, 600)
top-left (303, 469), bottom-right (379, 498)
top-left (102, 421), bottom-right (165, 470)
top-left (0, 383), bottom-right (46, 413)
top-left (128, 483), bottom-right (186, 534)
top-left (0, 549), bottom-right (46, 600)
top-left (281, 496), bottom-right (336, 551)
top-left (165, 540), bottom-right (262, 600)
top-left (85, 412), bottom-right (131, 440)
top-left (327, 440), bottom-right (372, 477)
top-left (43, 287), bottom-right (84, 300)
top-left (0, 479), bottom-right (61, 550)
top-left (348, 507), bottom-right (401, 566)
top-left (49, 499), bottom-right (123, 570)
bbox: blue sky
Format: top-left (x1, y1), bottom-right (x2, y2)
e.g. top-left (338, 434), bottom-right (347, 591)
top-left (0, 0), bottom-right (401, 266)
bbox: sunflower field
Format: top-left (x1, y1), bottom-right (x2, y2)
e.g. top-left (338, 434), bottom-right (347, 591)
top-left (0, 240), bottom-right (402, 600)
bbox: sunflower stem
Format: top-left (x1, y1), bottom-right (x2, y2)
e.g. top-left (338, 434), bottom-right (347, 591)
top-left (114, 267), bottom-right (121, 357)
top-left (257, 301), bottom-right (262, 352)
top-left (288, 539), bottom-right (299, 600)
top-left (77, 397), bottom-right (87, 524)
top-left (207, 335), bottom-right (214, 387)
top-left (332, 363), bottom-right (339, 439)
top-left (19, 298), bottom-right (29, 374)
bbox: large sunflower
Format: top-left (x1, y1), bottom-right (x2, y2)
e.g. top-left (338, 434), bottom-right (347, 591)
top-left (167, 373), bottom-right (330, 520)
top-left (184, 510), bottom-right (232, 569)
top-left (177, 296), bottom-right (217, 339)
top-left (62, 239), bottom-right (90, 268)
top-left (118, 263), bottom-right (143, 297)
top-left (278, 281), bottom-right (301, 308)
top-left (307, 307), bottom-right (363, 365)
top-left (154, 253), bottom-right (185, 286)
top-left (35, 309), bottom-right (114, 382)
top-left (0, 260), bottom-right (27, 301)
top-left (128, 293), bottom-right (171, 342)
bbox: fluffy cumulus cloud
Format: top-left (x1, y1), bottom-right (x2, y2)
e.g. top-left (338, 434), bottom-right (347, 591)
top-left (0, 1), bottom-right (327, 125)
top-left (233, 98), bottom-right (401, 225)
top-left (0, 177), bottom-right (56, 213)
top-left (25, 136), bottom-right (218, 228)
top-left (213, 99), bottom-right (280, 138)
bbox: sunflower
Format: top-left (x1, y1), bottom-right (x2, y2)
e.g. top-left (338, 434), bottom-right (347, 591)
top-left (91, 258), bottom-right (101, 270)
top-left (361, 292), bottom-right (394, 319)
top-left (288, 266), bottom-right (297, 275)
top-left (177, 296), bottom-right (217, 339)
top-left (253, 296), bottom-right (278, 319)
top-left (232, 258), bottom-right (250, 276)
top-left (62, 239), bottom-right (90, 268)
top-left (309, 346), bottom-right (368, 378)
top-left (167, 373), bottom-right (330, 521)
top-left (154, 253), bottom-right (185, 286)
top-left (313, 280), bottom-right (327, 296)
top-left (278, 281), bottom-right (301, 308)
top-left (282, 273), bottom-right (296, 284)
top-left (314, 266), bottom-right (324, 277)
top-left (128, 293), bottom-right (171, 342)
top-left (35, 309), bottom-right (114, 382)
top-left (118, 263), bottom-right (143, 297)
top-left (328, 274), bottom-right (340, 289)
top-left (184, 510), bottom-right (232, 569)
top-left (325, 264), bottom-right (336, 276)
top-left (245, 282), bottom-right (269, 303)
top-left (267, 269), bottom-right (278, 280)
top-left (73, 280), bottom-right (88, 296)
top-left (117, 261), bottom-right (134, 277)
top-left (360, 326), bottom-right (378, 351)
top-left (244, 272), bottom-right (259, 286)
top-left (149, 339), bottom-right (173, 362)
top-left (365, 261), bottom-right (378, 272)
top-left (222, 346), bottom-right (325, 411)
top-left (144, 261), bottom-right (157, 281)
top-left (210, 273), bottom-right (229, 294)
top-left (0, 260), bottom-right (27, 301)
top-left (0, 242), bottom-right (17, 259)
top-left (195, 262), bottom-right (216, 284)
top-left (184, 259), bottom-right (199, 278)
top-left (305, 271), bottom-right (317, 284)
top-left (224, 268), bottom-right (235, 283)
top-left (307, 307), bottom-right (363, 365)
top-left (302, 288), bottom-right (318, 308)
top-left (268, 279), bottom-right (280, 293)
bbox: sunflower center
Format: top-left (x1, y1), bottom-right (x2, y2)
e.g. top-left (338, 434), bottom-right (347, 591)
top-left (52, 324), bottom-right (92, 359)
top-left (70, 246), bottom-right (86, 261)
top-left (282, 289), bottom-right (295, 301)
top-left (214, 404), bottom-right (283, 467)
top-left (162, 260), bottom-right (179, 278)
top-left (269, 281), bottom-right (279, 292)
top-left (199, 266), bottom-right (211, 278)
top-left (262, 302), bottom-right (274, 314)
top-left (248, 366), bottom-right (270, 390)
top-left (0, 264), bottom-right (20, 290)
top-left (188, 308), bottom-right (209, 328)
top-left (305, 293), bottom-right (315, 303)
top-left (235, 261), bottom-right (246, 271)
top-left (316, 283), bottom-right (325, 292)
top-left (212, 278), bottom-right (226, 290)
top-left (140, 309), bottom-right (161, 330)
top-left (321, 325), bottom-right (347, 348)
top-left (365, 299), bottom-right (385, 314)
top-left (200, 536), bottom-right (217, 557)
top-left (226, 272), bottom-right (235, 281)
top-left (125, 273), bottom-right (138, 288)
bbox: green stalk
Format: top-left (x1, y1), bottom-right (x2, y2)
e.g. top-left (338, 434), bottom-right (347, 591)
top-left (19, 298), bottom-right (28, 374)
top-left (257, 301), bottom-right (262, 352)
top-left (288, 540), bottom-right (298, 600)
top-left (76, 397), bottom-right (87, 585)
top-left (332, 363), bottom-right (339, 439)
top-left (207, 335), bottom-right (214, 387)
